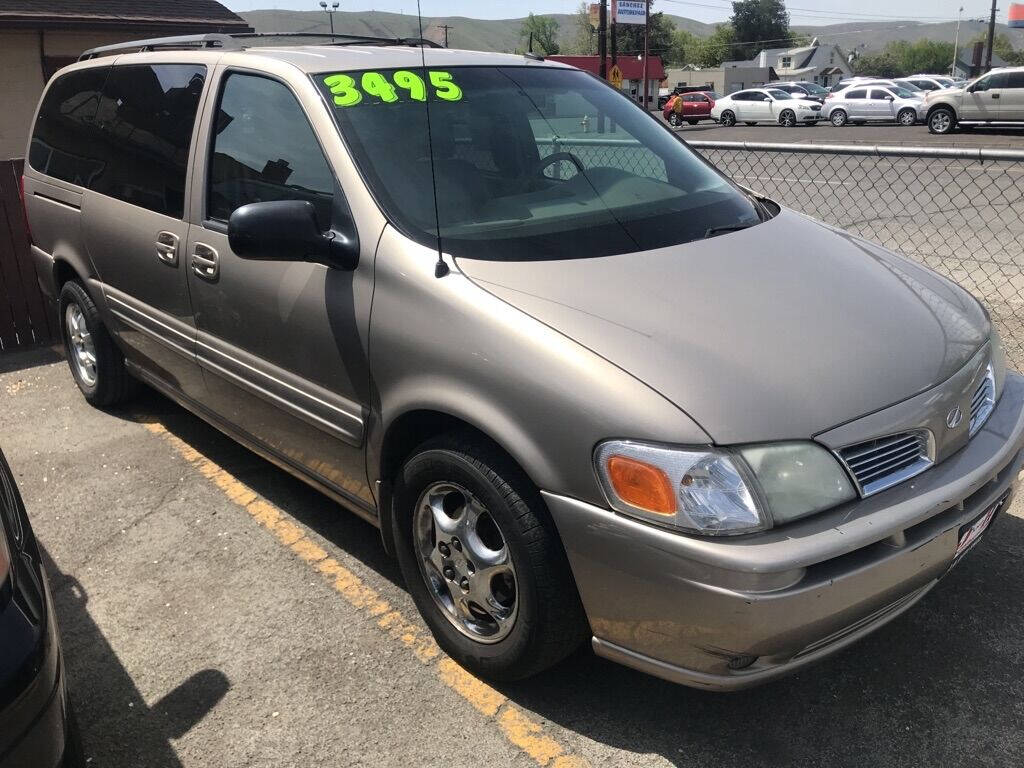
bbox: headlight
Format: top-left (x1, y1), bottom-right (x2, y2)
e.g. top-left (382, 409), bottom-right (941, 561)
top-left (594, 440), bottom-right (856, 536)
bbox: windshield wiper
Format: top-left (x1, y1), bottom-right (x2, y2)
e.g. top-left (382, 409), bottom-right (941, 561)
top-left (704, 223), bottom-right (756, 239)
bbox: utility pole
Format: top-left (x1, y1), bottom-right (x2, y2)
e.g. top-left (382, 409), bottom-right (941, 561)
top-left (984, 0), bottom-right (998, 72)
top-left (610, 5), bottom-right (617, 67)
top-left (638, 0), bottom-right (647, 110)
top-left (319, 1), bottom-right (339, 35)
top-left (952, 6), bottom-right (963, 75)
top-left (598, 2), bottom-right (607, 80)
top-left (438, 23), bottom-right (453, 47)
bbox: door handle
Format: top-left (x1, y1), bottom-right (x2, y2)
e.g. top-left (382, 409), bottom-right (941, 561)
top-left (191, 243), bottom-right (219, 281)
top-left (992, 93), bottom-right (1000, 99)
top-left (155, 231), bottom-right (179, 266)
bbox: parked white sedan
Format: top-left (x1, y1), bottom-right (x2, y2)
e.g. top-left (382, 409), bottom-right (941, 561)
top-left (824, 84), bottom-right (926, 126)
top-left (711, 88), bottom-right (824, 127)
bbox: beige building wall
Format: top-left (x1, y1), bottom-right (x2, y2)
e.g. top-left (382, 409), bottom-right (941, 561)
top-left (663, 68), bottom-right (726, 95)
top-left (0, 30), bottom-right (148, 159)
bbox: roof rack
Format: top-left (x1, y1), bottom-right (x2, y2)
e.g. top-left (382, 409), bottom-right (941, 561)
top-left (79, 32), bottom-right (442, 61)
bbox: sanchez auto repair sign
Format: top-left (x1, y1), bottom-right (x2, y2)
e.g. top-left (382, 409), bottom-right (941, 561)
top-left (615, 1), bottom-right (647, 24)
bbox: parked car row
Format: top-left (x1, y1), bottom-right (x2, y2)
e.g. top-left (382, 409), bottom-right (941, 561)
top-left (662, 68), bottom-right (1024, 133)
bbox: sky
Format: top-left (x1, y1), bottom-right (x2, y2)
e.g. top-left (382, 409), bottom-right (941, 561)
top-left (224, 1), bottom-right (999, 27)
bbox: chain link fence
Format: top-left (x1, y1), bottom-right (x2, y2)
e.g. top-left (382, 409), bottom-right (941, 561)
top-left (538, 137), bottom-right (1024, 370)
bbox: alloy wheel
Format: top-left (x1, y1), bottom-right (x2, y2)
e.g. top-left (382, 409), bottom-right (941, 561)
top-left (898, 109), bottom-right (916, 126)
top-left (930, 111), bottom-right (952, 133)
top-left (413, 481), bottom-right (518, 643)
top-left (65, 303), bottom-right (97, 387)
top-left (780, 110), bottom-right (796, 127)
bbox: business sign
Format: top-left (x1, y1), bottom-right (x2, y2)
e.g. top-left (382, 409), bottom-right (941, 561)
top-left (588, 3), bottom-right (600, 29)
top-left (615, 0), bottom-right (647, 25)
top-left (1010, 2), bottom-right (1024, 28)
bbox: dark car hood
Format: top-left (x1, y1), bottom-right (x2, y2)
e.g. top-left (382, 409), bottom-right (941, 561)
top-left (455, 209), bottom-right (990, 443)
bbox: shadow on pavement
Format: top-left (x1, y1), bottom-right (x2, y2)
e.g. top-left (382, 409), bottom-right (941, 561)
top-left (112, 387), bottom-right (1024, 767)
top-left (40, 546), bottom-right (230, 767)
top-left (0, 345), bottom-right (62, 375)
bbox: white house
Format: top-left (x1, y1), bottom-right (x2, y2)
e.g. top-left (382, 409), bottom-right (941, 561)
top-left (745, 38), bottom-right (853, 87)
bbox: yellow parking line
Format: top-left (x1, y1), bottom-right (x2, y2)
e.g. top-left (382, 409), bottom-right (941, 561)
top-left (142, 421), bottom-right (589, 768)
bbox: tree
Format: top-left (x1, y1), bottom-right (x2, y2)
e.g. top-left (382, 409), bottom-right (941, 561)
top-left (614, 1), bottom-right (676, 58)
top-left (969, 32), bottom-right (1024, 66)
top-left (729, 0), bottom-right (791, 60)
top-left (854, 39), bottom-right (956, 77)
top-left (688, 24), bottom-right (736, 68)
top-left (520, 13), bottom-right (560, 55)
top-left (566, 3), bottom-right (597, 55)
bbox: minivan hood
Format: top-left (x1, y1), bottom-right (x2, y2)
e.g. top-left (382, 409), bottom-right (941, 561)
top-left (456, 209), bottom-right (990, 443)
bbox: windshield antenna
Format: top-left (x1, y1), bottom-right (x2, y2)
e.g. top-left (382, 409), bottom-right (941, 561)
top-left (416, 1), bottom-right (449, 278)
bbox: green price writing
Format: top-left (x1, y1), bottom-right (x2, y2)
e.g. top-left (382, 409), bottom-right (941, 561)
top-left (323, 70), bottom-right (463, 107)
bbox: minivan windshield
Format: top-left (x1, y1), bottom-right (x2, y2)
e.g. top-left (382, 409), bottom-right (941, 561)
top-left (315, 66), bottom-right (761, 260)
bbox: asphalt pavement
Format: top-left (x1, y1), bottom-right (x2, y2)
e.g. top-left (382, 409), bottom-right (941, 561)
top-left (2, 348), bottom-right (1024, 767)
top-left (665, 117), bottom-right (1024, 148)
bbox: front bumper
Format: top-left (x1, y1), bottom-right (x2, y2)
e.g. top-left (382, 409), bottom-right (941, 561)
top-left (545, 372), bottom-right (1024, 690)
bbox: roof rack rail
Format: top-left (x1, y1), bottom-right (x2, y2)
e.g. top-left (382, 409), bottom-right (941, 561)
top-left (79, 32), bottom-right (443, 61)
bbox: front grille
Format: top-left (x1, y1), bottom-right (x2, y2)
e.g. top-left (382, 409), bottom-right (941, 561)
top-left (969, 364), bottom-right (996, 437)
top-left (838, 431), bottom-right (932, 497)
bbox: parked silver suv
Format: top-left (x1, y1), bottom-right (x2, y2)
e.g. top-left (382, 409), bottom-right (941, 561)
top-left (925, 66), bottom-right (1024, 133)
top-left (22, 34), bottom-right (1024, 690)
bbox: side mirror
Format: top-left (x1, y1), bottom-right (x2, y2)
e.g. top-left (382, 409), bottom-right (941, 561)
top-left (885, 95), bottom-right (895, 101)
top-left (228, 200), bottom-right (358, 271)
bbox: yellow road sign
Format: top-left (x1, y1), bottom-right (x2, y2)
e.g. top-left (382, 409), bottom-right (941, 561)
top-left (609, 64), bottom-right (623, 88)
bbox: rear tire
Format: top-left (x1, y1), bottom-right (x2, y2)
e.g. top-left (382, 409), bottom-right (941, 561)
top-left (392, 432), bottom-right (588, 681)
top-left (928, 107), bottom-right (956, 134)
top-left (667, 113), bottom-right (682, 127)
top-left (720, 110), bottom-right (736, 126)
top-left (897, 108), bottom-right (917, 126)
top-left (830, 109), bottom-right (848, 126)
top-left (59, 280), bottom-right (135, 407)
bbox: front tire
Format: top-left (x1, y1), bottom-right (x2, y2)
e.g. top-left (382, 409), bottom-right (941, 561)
top-left (392, 432), bottom-right (588, 681)
top-left (719, 110), bottom-right (736, 127)
top-left (779, 109), bottom-right (796, 127)
top-left (59, 281), bottom-right (134, 407)
top-left (830, 109), bottom-right (848, 126)
top-left (928, 107), bottom-right (956, 134)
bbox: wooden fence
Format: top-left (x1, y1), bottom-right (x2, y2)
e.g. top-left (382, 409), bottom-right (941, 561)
top-left (0, 159), bottom-right (56, 351)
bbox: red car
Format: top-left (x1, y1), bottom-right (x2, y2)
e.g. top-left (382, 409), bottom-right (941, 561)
top-left (663, 91), bottom-right (717, 126)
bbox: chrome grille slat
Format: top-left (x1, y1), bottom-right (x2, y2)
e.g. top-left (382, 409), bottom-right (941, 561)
top-left (855, 449), bottom-right (923, 484)
top-left (838, 430), bottom-right (932, 497)
top-left (841, 434), bottom-right (919, 463)
top-left (969, 364), bottom-right (995, 437)
top-left (844, 437), bottom-right (920, 469)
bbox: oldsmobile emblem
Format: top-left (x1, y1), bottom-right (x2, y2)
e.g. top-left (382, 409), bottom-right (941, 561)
top-left (946, 406), bottom-right (964, 429)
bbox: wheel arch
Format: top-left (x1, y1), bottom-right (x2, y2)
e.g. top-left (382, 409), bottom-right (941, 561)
top-left (372, 405), bottom-right (549, 557)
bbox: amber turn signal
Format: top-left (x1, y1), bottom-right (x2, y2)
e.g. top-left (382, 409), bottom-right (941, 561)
top-left (606, 455), bottom-right (676, 515)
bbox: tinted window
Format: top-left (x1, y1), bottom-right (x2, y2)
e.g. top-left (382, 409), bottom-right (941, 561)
top-left (869, 90), bottom-right (891, 100)
top-left (845, 89), bottom-right (867, 99)
top-left (318, 66), bottom-right (760, 261)
top-left (975, 73), bottom-right (1008, 90)
top-left (766, 89), bottom-right (793, 99)
top-left (208, 73), bottom-right (334, 226)
top-left (90, 64), bottom-right (206, 218)
top-left (29, 66), bottom-right (110, 187)
top-left (1005, 72), bottom-right (1024, 88)
top-left (731, 92), bottom-right (750, 101)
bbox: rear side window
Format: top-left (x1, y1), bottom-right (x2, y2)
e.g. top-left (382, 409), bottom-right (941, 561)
top-left (845, 89), bottom-right (866, 99)
top-left (29, 66), bottom-right (110, 187)
top-left (207, 73), bottom-right (334, 226)
top-left (1005, 72), bottom-right (1024, 88)
top-left (90, 64), bottom-right (206, 218)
